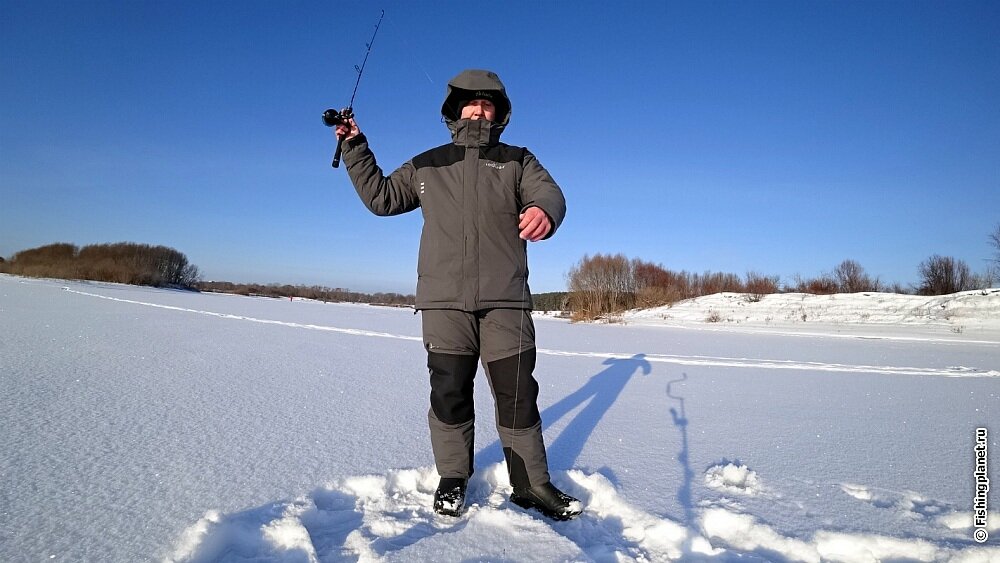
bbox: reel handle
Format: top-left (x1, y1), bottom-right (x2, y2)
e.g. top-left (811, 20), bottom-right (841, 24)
top-left (323, 107), bottom-right (354, 168)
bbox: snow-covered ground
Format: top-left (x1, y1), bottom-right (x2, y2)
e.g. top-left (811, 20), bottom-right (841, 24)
top-left (621, 290), bottom-right (1000, 341)
top-left (2, 274), bottom-right (998, 562)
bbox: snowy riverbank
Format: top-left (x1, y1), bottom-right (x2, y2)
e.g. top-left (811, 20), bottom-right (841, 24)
top-left (534, 289), bottom-right (1000, 343)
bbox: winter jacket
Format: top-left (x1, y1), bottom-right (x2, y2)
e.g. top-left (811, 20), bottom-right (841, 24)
top-left (340, 70), bottom-right (566, 311)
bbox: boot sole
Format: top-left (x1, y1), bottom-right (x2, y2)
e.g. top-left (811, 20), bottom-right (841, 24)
top-left (510, 494), bottom-right (581, 521)
top-left (433, 506), bottom-right (465, 517)
top-left (433, 497), bottom-right (466, 517)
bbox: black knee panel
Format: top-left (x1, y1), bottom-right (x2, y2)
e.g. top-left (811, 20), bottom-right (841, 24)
top-left (428, 352), bottom-right (478, 425)
top-left (503, 447), bottom-right (531, 489)
top-left (486, 352), bottom-right (541, 429)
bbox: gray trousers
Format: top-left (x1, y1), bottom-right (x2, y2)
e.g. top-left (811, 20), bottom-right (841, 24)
top-left (421, 308), bottom-right (550, 489)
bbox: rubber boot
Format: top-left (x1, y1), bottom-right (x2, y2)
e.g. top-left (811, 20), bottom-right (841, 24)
top-left (433, 477), bottom-right (468, 517)
top-left (510, 481), bottom-right (583, 521)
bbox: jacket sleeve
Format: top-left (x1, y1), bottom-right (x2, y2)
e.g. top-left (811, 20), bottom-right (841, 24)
top-left (340, 134), bottom-right (420, 216)
top-left (518, 149), bottom-right (566, 239)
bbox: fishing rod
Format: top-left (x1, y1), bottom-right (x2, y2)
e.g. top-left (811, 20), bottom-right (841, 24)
top-left (323, 9), bottom-right (385, 168)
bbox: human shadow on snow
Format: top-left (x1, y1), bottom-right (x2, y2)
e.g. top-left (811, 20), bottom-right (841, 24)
top-left (476, 353), bottom-right (654, 472)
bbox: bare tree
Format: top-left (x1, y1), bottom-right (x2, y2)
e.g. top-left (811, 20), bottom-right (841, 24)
top-left (633, 259), bottom-right (689, 307)
top-left (744, 271), bottom-right (779, 302)
top-left (566, 253), bottom-right (636, 320)
top-left (790, 274), bottom-right (839, 295)
top-left (833, 259), bottom-right (880, 293)
top-left (917, 255), bottom-right (974, 295)
top-left (990, 223), bottom-right (1000, 266)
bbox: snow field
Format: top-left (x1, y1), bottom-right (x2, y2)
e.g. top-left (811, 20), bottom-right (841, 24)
top-left (1, 275), bottom-right (998, 562)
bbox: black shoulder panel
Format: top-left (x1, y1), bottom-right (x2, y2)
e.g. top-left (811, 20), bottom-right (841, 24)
top-left (413, 143), bottom-right (465, 170)
top-left (481, 143), bottom-right (527, 165)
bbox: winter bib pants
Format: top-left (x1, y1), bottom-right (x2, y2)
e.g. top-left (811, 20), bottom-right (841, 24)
top-left (421, 308), bottom-right (551, 489)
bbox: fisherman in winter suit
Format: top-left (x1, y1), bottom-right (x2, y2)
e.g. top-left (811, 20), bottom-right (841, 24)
top-left (333, 69), bottom-right (582, 520)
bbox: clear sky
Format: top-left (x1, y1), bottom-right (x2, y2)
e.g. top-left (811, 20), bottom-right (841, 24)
top-left (2, 0), bottom-right (998, 294)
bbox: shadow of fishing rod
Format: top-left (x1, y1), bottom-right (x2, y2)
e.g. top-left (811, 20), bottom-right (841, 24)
top-left (667, 372), bottom-right (695, 528)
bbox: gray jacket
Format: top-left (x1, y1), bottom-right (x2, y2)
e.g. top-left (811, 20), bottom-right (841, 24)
top-left (340, 70), bottom-right (566, 311)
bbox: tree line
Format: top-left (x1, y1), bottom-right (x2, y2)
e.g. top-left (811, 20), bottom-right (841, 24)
top-left (564, 224), bottom-right (1000, 320)
top-left (0, 241), bottom-right (416, 305)
top-left (565, 229), bottom-right (1000, 321)
top-left (6, 224), bottom-right (998, 318)
top-left (0, 242), bottom-right (200, 287)
top-left (197, 281), bottom-right (414, 306)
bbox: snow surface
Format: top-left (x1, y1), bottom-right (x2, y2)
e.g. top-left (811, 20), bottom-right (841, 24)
top-left (620, 290), bottom-right (1000, 342)
top-left (2, 274), bottom-right (998, 562)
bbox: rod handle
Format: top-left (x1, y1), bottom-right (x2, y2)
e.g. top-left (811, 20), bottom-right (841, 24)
top-left (332, 139), bottom-right (344, 168)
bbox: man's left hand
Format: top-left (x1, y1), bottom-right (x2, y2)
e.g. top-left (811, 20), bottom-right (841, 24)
top-left (518, 207), bottom-right (551, 242)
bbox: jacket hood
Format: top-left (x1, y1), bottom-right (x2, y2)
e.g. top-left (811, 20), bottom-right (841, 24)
top-left (441, 69), bottom-right (511, 127)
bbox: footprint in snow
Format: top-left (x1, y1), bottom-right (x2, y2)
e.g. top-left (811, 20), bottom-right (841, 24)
top-left (837, 482), bottom-right (1000, 536)
top-left (165, 465), bottom-right (1000, 562)
top-left (164, 463), bottom-right (721, 563)
top-left (839, 483), bottom-right (951, 516)
top-left (703, 462), bottom-right (764, 497)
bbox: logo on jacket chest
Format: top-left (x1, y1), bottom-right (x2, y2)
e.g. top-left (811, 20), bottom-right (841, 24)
top-left (484, 161), bottom-right (506, 171)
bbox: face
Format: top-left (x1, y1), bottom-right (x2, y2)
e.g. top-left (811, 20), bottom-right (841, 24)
top-left (460, 99), bottom-right (496, 121)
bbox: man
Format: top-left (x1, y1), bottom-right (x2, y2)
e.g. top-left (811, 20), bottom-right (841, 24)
top-left (333, 69), bottom-right (581, 521)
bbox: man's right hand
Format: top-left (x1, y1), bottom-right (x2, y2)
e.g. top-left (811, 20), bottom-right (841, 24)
top-left (335, 118), bottom-right (360, 142)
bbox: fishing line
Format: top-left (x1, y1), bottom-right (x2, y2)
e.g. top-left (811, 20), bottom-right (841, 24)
top-left (508, 226), bottom-right (530, 494)
top-left (382, 13), bottom-right (436, 86)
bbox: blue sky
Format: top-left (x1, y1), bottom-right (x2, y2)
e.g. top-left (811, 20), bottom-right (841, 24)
top-left (2, 0), bottom-right (997, 294)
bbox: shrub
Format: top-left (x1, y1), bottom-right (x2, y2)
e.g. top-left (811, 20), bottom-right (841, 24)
top-left (745, 271), bottom-right (780, 302)
top-left (833, 260), bottom-right (881, 293)
top-left (887, 282), bottom-right (911, 295)
top-left (789, 274), bottom-right (840, 295)
top-left (916, 255), bottom-right (978, 295)
top-left (635, 285), bottom-right (684, 309)
top-left (693, 271), bottom-right (743, 295)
